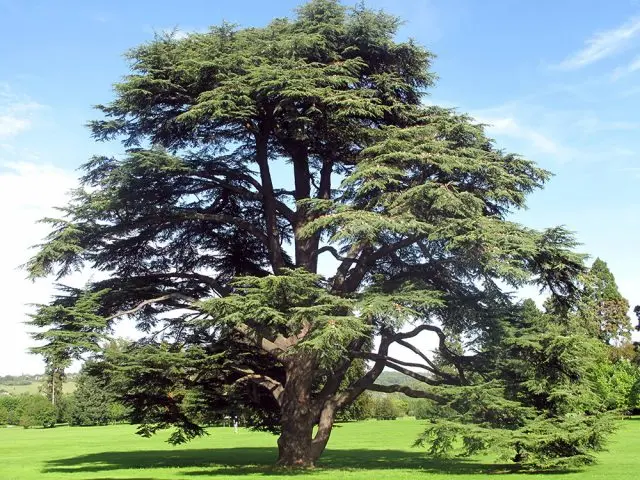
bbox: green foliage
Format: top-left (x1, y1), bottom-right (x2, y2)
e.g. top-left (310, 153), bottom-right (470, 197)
top-left (410, 399), bottom-right (437, 420)
top-left (372, 396), bottom-right (402, 420)
top-left (413, 300), bottom-right (619, 468)
top-left (17, 394), bottom-right (57, 429)
top-left (69, 368), bottom-right (129, 426)
top-left (576, 259), bottom-right (632, 344)
top-left (0, 403), bottom-right (8, 425)
top-left (335, 392), bottom-right (374, 421)
top-left (0, 394), bottom-right (62, 428)
top-left (593, 360), bottom-right (640, 412)
top-left (26, 0), bottom-right (600, 467)
top-left (0, 396), bottom-right (22, 425)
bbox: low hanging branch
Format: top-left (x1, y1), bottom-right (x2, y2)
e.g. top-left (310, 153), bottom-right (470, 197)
top-left (105, 293), bottom-right (197, 322)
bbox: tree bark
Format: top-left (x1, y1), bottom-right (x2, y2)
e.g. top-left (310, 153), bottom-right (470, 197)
top-left (276, 401), bottom-right (338, 468)
top-left (276, 354), bottom-right (326, 467)
top-left (277, 413), bottom-right (316, 467)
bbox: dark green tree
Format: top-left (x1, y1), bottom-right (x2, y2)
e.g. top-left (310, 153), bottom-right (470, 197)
top-left (69, 367), bottom-right (123, 426)
top-left (413, 299), bottom-right (615, 468)
top-left (27, 0), bottom-right (588, 467)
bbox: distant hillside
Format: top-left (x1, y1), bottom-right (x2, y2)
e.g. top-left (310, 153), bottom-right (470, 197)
top-left (0, 374), bottom-right (78, 396)
top-left (374, 370), bottom-right (414, 386)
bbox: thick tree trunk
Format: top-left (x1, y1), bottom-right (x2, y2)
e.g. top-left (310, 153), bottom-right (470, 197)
top-left (276, 354), bottom-right (336, 468)
top-left (277, 415), bottom-right (316, 467)
top-left (276, 402), bottom-right (338, 468)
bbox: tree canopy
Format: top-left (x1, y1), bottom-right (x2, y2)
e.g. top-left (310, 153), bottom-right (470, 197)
top-left (27, 0), bottom-right (600, 468)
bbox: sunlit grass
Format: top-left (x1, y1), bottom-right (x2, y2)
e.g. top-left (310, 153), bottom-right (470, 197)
top-left (0, 417), bottom-right (638, 479)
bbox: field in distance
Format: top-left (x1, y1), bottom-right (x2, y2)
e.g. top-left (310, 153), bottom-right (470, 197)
top-left (0, 381), bottom-right (76, 396)
top-left (0, 417), bottom-right (638, 480)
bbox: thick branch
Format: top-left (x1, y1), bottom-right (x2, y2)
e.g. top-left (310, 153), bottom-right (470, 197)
top-left (231, 368), bottom-right (284, 405)
top-left (315, 246), bottom-right (357, 263)
top-left (334, 332), bottom-right (392, 407)
top-left (341, 236), bottom-right (422, 293)
top-left (131, 272), bottom-right (230, 297)
top-left (255, 129), bottom-right (286, 272)
top-left (234, 323), bottom-right (287, 360)
top-left (368, 383), bottom-right (444, 402)
top-left (317, 159), bottom-right (333, 200)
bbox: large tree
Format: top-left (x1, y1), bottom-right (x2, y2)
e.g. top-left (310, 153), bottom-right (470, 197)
top-left (27, 0), bottom-right (587, 467)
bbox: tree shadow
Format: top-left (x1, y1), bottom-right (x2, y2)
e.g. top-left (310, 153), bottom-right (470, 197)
top-left (43, 447), bottom-right (579, 477)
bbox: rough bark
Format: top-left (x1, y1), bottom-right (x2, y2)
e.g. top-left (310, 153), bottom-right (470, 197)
top-left (276, 354), bottom-right (317, 467)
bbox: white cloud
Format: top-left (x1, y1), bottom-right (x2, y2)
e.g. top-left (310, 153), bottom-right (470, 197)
top-left (611, 54), bottom-right (640, 80)
top-left (469, 99), bottom-right (640, 165)
top-left (473, 114), bottom-right (573, 160)
top-left (0, 161), bottom-right (79, 375)
top-left (556, 16), bottom-right (640, 70)
top-left (0, 84), bottom-right (44, 138)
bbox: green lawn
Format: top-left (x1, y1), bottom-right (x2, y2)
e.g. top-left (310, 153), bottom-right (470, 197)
top-left (0, 417), bottom-right (638, 479)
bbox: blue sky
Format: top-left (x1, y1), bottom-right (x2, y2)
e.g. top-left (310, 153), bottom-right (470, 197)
top-left (1, 0), bottom-right (640, 374)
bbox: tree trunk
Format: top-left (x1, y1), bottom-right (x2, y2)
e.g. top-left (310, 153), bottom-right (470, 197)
top-left (276, 354), bottom-right (330, 468)
top-left (276, 402), bottom-right (338, 468)
top-left (277, 415), bottom-right (316, 467)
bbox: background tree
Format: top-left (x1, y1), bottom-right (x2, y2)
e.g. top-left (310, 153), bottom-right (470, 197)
top-left (17, 394), bottom-right (57, 429)
top-left (68, 364), bottom-right (128, 426)
top-left (0, 403), bottom-right (8, 425)
top-left (27, 0), bottom-right (590, 467)
top-left (578, 258), bottom-right (632, 345)
top-left (40, 363), bottom-right (66, 407)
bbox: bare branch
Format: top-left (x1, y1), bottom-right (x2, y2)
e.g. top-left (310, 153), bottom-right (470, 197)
top-left (315, 245), bottom-right (357, 263)
top-left (131, 272), bottom-right (230, 297)
top-left (335, 332), bottom-right (393, 407)
top-left (350, 351), bottom-right (433, 373)
top-left (231, 367), bottom-right (284, 405)
top-left (395, 339), bottom-right (438, 369)
top-left (389, 325), bottom-right (470, 384)
top-left (351, 351), bottom-right (452, 386)
top-left (368, 383), bottom-right (444, 402)
top-left (395, 338), bottom-right (462, 384)
top-left (105, 293), bottom-right (196, 322)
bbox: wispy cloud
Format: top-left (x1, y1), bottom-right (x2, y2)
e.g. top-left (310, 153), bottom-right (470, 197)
top-left (611, 54), bottom-right (640, 80)
top-left (556, 16), bottom-right (640, 70)
top-left (469, 99), bottom-right (640, 165)
top-left (0, 83), bottom-right (44, 138)
top-left (473, 114), bottom-right (573, 161)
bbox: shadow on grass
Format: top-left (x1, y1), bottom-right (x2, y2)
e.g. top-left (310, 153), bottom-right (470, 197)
top-left (43, 447), bottom-right (579, 477)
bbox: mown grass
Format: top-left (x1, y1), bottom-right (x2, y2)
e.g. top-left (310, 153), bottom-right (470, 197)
top-left (0, 417), bottom-right (637, 479)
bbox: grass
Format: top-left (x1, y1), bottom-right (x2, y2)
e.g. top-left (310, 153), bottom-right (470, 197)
top-left (0, 417), bottom-right (638, 479)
